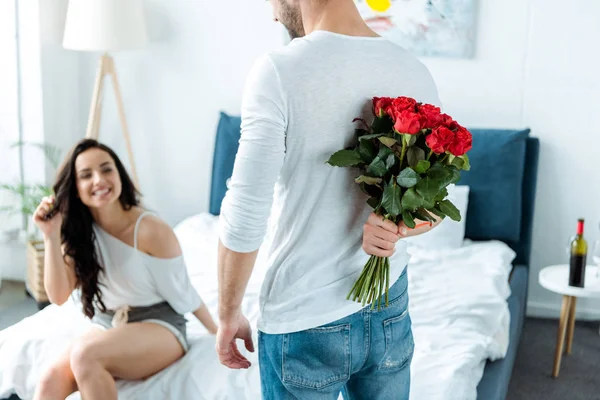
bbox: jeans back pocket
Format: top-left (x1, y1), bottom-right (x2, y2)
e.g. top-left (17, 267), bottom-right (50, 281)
top-left (378, 310), bottom-right (414, 372)
top-left (282, 324), bottom-right (351, 390)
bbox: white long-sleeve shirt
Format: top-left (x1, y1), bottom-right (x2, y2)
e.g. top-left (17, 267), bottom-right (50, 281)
top-left (219, 30), bottom-right (440, 334)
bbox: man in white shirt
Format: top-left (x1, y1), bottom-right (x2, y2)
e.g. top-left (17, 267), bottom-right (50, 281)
top-left (216, 0), bottom-right (441, 398)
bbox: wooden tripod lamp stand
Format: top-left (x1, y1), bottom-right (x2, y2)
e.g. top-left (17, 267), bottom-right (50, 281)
top-left (63, 0), bottom-right (148, 187)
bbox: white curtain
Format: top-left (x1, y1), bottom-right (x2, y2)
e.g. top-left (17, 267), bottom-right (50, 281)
top-left (0, 1), bottom-right (21, 234)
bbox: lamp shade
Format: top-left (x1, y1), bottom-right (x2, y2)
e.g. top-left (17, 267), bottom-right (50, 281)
top-left (63, 0), bottom-right (148, 52)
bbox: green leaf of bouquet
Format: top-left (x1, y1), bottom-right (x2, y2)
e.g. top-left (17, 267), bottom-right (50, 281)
top-left (414, 160), bottom-right (431, 174)
top-left (415, 208), bottom-right (435, 223)
top-left (401, 133), bottom-right (418, 148)
top-left (355, 128), bottom-right (370, 138)
top-left (449, 168), bottom-right (462, 184)
top-left (326, 150), bottom-right (363, 167)
top-left (372, 116), bottom-right (393, 133)
top-left (355, 175), bottom-right (383, 185)
top-left (439, 200), bottom-right (461, 222)
top-left (358, 133), bottom-right (383, 141)
top-left (397, 168), bottom-right (420, 188)
top-left (415, 177), bottom-right (440, 200)
top-left (358, 140), bottom-right (377, 163)
top-left (381, 178), bottom-right (402, 218)
top-left (461, 154), bottom-right (471, 171)
top-left (434, 187), bottom-right (449, 202)
top-left (451, 156), bottom-right (465, 170)
top-left (422, 197), bottom-right (435, 209)
top-left (402, 211), bottom-right (416, 229)
top-left (367, 197), bottom-right (380, 210)
top-left (367, 158), bottom-right (387, 177)
top-left (378, 136), bottom-right (397, 148)
top-left (401, 187), bottom-right (423, 211)
top-left (385, 153), bottom-right (397, 170)
top-left (406, 146), bottom-right (425, 168)
top-left (430, 206), bottom-right (447, 219)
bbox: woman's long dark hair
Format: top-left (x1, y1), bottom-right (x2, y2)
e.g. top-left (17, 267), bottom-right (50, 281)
top-left (53, 139), bottom-right (141, 319)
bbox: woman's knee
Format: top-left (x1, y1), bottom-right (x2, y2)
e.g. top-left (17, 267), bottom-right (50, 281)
top-left (35, 362), bottom-right (75, 399)
top-left (70, 339), bottom-right (102, 380)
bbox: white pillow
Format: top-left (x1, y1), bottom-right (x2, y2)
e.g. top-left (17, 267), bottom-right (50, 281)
top-left (403, 184), bottom-right (470, 250)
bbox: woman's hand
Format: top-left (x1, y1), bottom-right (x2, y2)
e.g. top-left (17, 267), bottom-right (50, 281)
top-left (32, 196), bottom-right (62, 240)
top-left (192, 303), bottom-right (219, 335)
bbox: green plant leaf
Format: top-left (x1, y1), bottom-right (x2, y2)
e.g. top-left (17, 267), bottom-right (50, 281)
top-left (401, 187), bottom-right (423, 211)
top-left (427, 163), bottom-right (451, 181)
top-left (439, 200), bottom-right (461, 222)
top-left (367, 197), bottom-right (380, 210)
top-left (415, 177), bottom-right (440, 200)
top-left (355, 128), bottom-right (370, 138)
top-left (430, 206), bottom-right (446, 219)
top-left (449, 168), bottom-right (461, 184)
top-left (378, 136), bottom-right (397, 148)
top-left (372, 116), bottom-right (393, 133)
top-left (415, 208), bottom-right (435, 223)
top-left (402, 210), bottom-right (416, 229)
top-left (435, 187), bottom-right (449, 201)
top-left (358, 140), bottom-right (377, 163)
top-left (460, 154), bottom-right (471, 171)
top-left (401, 134), bottom-right (418, 147)
top-left (451, 156), bottom-right (465, 170)
top-left (406, 146), bottom-right (425, 168)
top-left (367, 158), bottom-right (387, 177)
top-left (326, 150), bottom-right (363, 167)
top-left (381, 178), bottom-right (402, 218)
top-left (422, 197), bottom-right (435, 209)
top-left (385, 153), bottom-right (396, 170)
top-left (397, 168), bottom-right (420, 188)
top-left (355, 175), bottom-right (382, 185)
top-left (414, 160), bottom-right (431, 174)
top-left (358, 133), bottom-right (383, 141)
top-left (11, 141), bottom-right (62, 170)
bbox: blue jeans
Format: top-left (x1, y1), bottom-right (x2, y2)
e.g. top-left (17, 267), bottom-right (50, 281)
top-left (258, 268), bottom-right (413, 400)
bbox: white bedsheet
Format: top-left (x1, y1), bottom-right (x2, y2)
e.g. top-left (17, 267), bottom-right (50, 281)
top-left (0, 213), bottom-right (514, 400)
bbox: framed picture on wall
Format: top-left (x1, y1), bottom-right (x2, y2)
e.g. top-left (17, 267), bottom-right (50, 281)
top-left (355, 0), bottom-right (478, 58)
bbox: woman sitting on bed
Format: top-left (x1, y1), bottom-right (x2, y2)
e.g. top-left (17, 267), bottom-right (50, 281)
top-left (31, 138), bottom-right (218, 400)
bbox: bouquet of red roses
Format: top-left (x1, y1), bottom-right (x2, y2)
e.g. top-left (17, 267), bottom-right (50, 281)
top-left (327, 96), bottom-right (473, 310)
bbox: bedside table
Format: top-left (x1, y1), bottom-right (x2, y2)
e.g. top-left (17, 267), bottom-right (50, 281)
top-left (538, 264), bottom-right (600, 378)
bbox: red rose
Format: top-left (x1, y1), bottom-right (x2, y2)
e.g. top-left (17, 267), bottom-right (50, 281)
top-left (440, 114), bottom-right (459, 130)
top-left (448, 126), bottom-right (473, 156)
top-left (383, 97), bottom-right (417, 120)
top-left (426, 126), bottom-right (455, 154)
top-left (373, 97), bottom-right (393, 117)
top-left (394, 110), bottom-right (421, 135)
top-left (419, 104), bottom-right (442, 129)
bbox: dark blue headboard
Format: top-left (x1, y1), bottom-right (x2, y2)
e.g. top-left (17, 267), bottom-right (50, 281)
top-left (209, 112), bottom-right (242, 216)
top-left (510, 137), bottom-right (540, 266)
top-left (209, 113), bottom-right (540, 266)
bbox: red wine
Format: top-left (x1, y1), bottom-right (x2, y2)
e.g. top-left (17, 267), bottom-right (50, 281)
top-left (568, 219), bottom-right (587, 288)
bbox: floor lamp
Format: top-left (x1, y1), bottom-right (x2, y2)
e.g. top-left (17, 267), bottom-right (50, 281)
top-left (62, 0), bottom-right (147, 188)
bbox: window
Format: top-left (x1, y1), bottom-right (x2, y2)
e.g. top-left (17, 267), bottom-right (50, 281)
top-left (0, 1), bottom-right (22, 232)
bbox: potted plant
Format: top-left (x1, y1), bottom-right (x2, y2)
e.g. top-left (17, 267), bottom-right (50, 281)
top-left (0, 141), bottom-right (62, 308)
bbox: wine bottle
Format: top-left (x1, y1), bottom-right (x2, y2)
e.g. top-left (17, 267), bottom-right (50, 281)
top-left (569, 218), bottom-right (588, 287)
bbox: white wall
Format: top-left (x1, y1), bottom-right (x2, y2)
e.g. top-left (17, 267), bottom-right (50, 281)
top-left (422, 0), bottom-right (600, 318)
top-left (39, 0), bottom-right (81, 178)
top-left (75, 0), bottom-right (284, 226)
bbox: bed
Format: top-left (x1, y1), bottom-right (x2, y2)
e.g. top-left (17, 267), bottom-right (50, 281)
top-left (0, 113), bottom-right (539, 400)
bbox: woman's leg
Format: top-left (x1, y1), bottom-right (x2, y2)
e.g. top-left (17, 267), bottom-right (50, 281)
top-left (70, 322), bottom-right (185, 400)
top-left (33, 328), bottom-right (104, 400)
